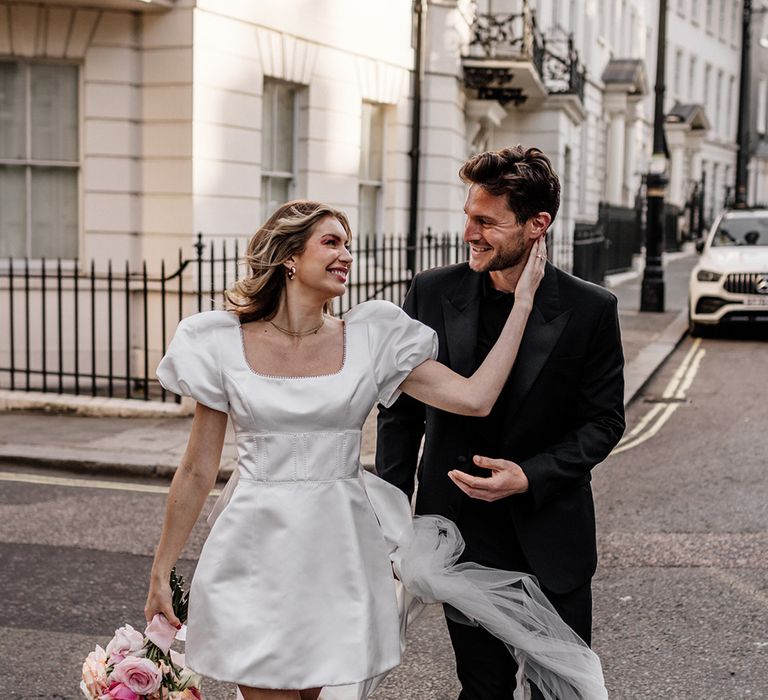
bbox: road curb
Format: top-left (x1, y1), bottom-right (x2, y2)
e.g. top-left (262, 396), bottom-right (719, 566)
top-left (623, 308), bottom-right (690, 407)
top-left (0, 444), bottom-right (236, 482)
top-left (0, 389), bottom-right (194, 417)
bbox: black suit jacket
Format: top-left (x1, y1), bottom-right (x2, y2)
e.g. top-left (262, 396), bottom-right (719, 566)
top-left (376, 262), bottom-right (625, 594)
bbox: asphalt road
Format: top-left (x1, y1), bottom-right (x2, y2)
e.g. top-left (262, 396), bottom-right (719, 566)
top-left (1, 327), bottom-right (766, 699)
top-left (590, 327), bottom-right (768, 699)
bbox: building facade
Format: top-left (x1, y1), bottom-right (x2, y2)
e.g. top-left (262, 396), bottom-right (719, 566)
top-left (1, 0), bottom-right (759, 273)
top-left (1, 0), bottom-right (762, 399)
top-left (666, 0), bottom-right (741, 220)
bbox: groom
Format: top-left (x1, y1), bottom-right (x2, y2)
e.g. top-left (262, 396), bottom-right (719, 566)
top-left (376, 146), bottom-right (625, 699)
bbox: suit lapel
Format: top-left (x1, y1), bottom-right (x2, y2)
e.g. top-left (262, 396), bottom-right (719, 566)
top-left (503, 264), bottom-right (571, 413)
top-left (441, 266), bottom-right (482, 377)
top-left (440, 264), bottom-right (570, 406)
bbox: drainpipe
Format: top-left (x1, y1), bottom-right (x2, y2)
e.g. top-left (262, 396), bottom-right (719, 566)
top-left (407, 0), bottom-right (427, 276)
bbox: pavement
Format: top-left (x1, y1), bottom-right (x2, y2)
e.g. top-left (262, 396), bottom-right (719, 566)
top-left (0, 250), bottom-right (698, 481)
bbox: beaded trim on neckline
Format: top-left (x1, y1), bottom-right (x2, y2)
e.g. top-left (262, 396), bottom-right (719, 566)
top-left (237, 321), bottom-right (347, 379)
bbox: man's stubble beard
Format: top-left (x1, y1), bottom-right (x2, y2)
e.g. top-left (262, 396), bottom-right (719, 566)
top-left (470, 238), bottom-right (529, 273)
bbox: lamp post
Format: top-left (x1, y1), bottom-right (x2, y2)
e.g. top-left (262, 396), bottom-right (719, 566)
top-left (641, 0), bottom-right (668, 312)
top-left (735, 1), bottom-right (768, 208)
top-left (735, 1), bottom-right (753, 208)
top-left (407, 0), bottom-right (427, 276)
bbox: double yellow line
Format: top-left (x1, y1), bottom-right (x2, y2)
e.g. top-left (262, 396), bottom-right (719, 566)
top-left (612, 338), bottom-right (705, 456)
top-left (0, 469), bottom-right (221, 496)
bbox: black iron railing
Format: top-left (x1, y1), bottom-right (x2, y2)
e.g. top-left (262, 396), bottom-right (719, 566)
top-left (0, 231), bottom-right (467, 402)
top-left (468, 7), bottom-right (544, 72)
top-left (463, 3), bottom-right (585, 104)
top-left (572, 222), bottom-right (606, 285)
top-left (599, 202), bottom-right (645, 275)
top-left (685, 179), bottom-right (706, 242)
top-left (542, 31), bottom-right (586, 102)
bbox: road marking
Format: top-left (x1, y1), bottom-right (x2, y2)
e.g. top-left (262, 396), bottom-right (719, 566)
top-left (0, 470), bottom-right (221, 496)
top-left (674, 344), bottom-right (706, 399)
top-left (617, 402), bottom-right (665, 443)
top-left (613, 338), bottom-right (705, 455)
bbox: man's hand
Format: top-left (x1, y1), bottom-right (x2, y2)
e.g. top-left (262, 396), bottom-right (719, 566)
top-left (448, 455), bottom-right (529, 502)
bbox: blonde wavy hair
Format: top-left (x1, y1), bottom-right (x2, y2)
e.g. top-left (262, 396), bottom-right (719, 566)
top-left (226, 200), bottom-right (353, 322)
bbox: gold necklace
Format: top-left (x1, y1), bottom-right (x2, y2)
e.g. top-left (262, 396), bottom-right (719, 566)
top-left (269, 318), bottom-right (325, 337)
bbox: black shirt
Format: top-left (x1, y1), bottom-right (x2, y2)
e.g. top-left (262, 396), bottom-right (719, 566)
top-left (457, 273), bottom-right (529, 570)
top-left (474, 273), bottom-right (516, 448)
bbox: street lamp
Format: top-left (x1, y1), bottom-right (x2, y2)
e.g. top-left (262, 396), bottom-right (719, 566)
top-left (641, 0), bottom-right (668, 312)
top-left (735, 1), bottom-right (768, 208)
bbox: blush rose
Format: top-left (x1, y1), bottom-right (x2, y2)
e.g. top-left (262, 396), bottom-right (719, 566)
top-left (105, 624), bottom-right (144, 665)
top-left (98, 682), bottom-right (140, 700)
top-left (110, 656), bottom-right (162, 695)
top-left (80, 645), bottom-right (109, 698)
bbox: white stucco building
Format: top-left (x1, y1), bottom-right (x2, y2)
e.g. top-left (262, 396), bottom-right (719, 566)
top-left (2, 0), bottom-right (765, 399)
top-left (0, 0), bottom-right (424, 272)
top-left (665, 0), bottom-right (741, 219)
top-left (0, 0), bottom-right (760, 272)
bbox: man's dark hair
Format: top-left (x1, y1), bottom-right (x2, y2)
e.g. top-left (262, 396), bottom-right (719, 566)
top-left (459, 146), bottom-right (561, 225)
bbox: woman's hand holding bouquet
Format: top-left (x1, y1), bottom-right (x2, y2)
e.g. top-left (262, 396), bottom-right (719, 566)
top-left (80, 569), bottom-right (203, 700)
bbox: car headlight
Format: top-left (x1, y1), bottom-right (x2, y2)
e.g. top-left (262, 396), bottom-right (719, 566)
top-left (696, 269), bottom-right (722, 282)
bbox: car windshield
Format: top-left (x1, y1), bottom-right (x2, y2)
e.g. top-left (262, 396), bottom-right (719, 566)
top-left (712, 216), bottom-right (768, 246)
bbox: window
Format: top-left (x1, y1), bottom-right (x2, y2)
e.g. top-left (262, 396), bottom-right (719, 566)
top-left (261, 79), bottom-right (296, 223)
top-left (677, 0), bottom-right (686, 17)
top-left (703, 63), bottom-right (712, 113)
top-left (551, 0), bottom-right (560, 28)
top-left (727, 75), bottom-right (735, 139)
top-left (691, 0), bottom-right (700, 25)
top-left (716, 70), bottom-right (723, 135)
top-left (732, 3), bottom-right (740, 45)
top-left (718, 0), bottom-right (726, 40)
top-left (0, 60), bottom-right (79, 259)
top-left (598, 0), bottom-right (606, 38)
top-left (674, 49), bottom-right (683, 100)
top-left (705, 0), bottom-right (714, 32)
top-left (629, 8), bottom-right (637, 56)
top-left (688, 56), bottom-right (697, 101)
top-left (358, 102), bottom-right (385, 239)
top-left (570, 0), bottom-right (578, 49)
top-left (758, 79), bottom-right (768, 136)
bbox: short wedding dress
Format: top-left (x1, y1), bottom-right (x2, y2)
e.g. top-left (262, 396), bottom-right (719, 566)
top-left (157, 300), bottom-right (607, 700)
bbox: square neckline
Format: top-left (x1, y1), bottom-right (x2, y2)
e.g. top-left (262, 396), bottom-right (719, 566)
top-left (237, 317), bottom-right (348, 380)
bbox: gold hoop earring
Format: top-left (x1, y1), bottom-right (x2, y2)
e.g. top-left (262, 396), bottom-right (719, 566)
top-left (287, 266), bottom-right (296, 280)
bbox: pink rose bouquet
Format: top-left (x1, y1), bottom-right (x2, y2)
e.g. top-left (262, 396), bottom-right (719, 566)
top-left (80, 569), bottom-right (204, 700)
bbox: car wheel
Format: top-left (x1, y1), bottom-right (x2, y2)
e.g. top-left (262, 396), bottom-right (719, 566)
top-left (688, 307), bottom-right (707, 337)
top-left (688, 317), bottom-right (709, 338)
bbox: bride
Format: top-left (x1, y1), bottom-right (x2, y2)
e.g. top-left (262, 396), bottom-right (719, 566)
top-left (144, 199), bottom-right (605, 700)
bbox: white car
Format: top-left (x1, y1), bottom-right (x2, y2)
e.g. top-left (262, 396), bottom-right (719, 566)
top-left (689, 209), bottom-right (768, 336)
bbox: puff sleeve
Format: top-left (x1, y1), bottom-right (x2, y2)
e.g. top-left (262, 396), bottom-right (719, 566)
top-left (156, 311), bottom-right (230, 413)
top-left (348, 300), bottom-right (438, 408)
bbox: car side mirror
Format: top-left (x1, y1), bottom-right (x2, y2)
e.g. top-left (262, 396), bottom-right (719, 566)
top-left (695, 239), bottom-right (705, 254)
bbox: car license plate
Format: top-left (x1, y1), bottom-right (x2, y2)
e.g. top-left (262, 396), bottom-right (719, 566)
top-left (745, 295), bottom-right (768, 306)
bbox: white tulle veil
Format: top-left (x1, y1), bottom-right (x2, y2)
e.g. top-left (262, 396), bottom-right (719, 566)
top-left (320, 472), bottom-right (607, 700)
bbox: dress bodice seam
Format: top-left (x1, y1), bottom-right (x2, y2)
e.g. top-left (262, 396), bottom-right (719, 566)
top-left (238, 473), bottom-right (361, 485)
top-left (235, 429), bottom-right (362, 437)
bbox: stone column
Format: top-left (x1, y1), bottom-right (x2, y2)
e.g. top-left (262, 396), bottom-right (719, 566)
top-left (623, 96), bottom-right (643, 206)
top-left (665, 123), bottom-right (688, 209)
top-left (604, 92), bottom-right (628, 205)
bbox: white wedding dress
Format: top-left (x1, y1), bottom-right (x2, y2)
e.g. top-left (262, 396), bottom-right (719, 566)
top-left (156, 300), bottom-right (607, 700)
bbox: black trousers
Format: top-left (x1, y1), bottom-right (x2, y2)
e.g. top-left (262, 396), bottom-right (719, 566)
top-left (446, 498), bottom-right (593, 700)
